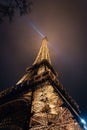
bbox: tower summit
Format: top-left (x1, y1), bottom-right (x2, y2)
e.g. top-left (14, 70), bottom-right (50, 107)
top-left (33, 37), bottom-right (51, 65)
top-left (0, 38), bottom-right (83, 130)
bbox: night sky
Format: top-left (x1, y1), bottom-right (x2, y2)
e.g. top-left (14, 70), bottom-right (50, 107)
top-left (0, 0), bottom-right (87, 117)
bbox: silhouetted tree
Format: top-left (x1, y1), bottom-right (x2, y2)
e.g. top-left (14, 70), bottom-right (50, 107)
top-left (0, 0), bottom-right (32, 23)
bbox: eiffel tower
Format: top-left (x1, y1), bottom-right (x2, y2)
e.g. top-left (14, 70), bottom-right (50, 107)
top-left (0, 37), bottom-right (84, 130)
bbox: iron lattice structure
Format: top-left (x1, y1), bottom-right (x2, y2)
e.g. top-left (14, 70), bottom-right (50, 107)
top-left (0, 37), bottom-right (83, 130)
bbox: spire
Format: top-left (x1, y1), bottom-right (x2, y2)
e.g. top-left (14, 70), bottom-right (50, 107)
top-left (33, 37), bottom-right (51, 65)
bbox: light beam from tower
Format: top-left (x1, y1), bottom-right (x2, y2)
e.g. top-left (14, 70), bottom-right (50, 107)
top-left (30, 21), bottom-right (45, 38)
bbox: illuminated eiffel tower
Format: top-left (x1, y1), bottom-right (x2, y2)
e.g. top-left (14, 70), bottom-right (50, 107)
top-left (0, 37), bottom-right (85, 130)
